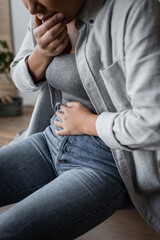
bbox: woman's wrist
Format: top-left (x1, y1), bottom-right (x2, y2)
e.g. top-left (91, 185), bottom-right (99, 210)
top-left (27, 46), bottom-right (53, 83)
top-left (83, 113), bottom-right (98, 136)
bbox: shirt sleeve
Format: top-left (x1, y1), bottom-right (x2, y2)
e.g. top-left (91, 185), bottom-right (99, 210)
top-left (10, 16), bottom-right (45, 92)
top-left (96, 0), bottom-right (160, 151)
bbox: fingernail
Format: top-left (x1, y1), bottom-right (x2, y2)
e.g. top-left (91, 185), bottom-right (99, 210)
top-left (57, 13), bottom-right (64, 19)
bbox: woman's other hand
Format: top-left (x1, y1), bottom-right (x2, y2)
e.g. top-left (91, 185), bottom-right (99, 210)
top-left (34, 13), bottom-right (70, 57)
top-left (54, 102), bottom-right (98, 136)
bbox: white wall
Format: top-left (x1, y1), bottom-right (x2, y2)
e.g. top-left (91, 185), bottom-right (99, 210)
top-left (10, 0), bottom-right (37, 106)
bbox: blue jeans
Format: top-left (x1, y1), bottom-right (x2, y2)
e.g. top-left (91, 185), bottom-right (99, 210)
top-left (0, 112), bottom-right (132, 240)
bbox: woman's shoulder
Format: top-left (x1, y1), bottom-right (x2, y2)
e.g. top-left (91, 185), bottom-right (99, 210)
top-left (101, 0), bottom-right (159, 15)
top-left (111, 0), bottom-right (159, 16)
top-left (99, 0), bottom-right (159, 28)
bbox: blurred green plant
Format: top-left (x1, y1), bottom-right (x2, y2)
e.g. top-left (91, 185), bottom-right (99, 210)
top-left (0, 40), bottom-right (14, 103)
top-left (0, 40), bottom-right (14, 73)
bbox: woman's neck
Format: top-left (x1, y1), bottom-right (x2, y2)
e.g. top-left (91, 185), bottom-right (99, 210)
top-left (67, 19), bottom-right (79, 54)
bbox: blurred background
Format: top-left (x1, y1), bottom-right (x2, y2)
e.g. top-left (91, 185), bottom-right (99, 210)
top-left (0, 0), bottom-right (36, 147)
top-left (10, 0), bottom-right (37, 105)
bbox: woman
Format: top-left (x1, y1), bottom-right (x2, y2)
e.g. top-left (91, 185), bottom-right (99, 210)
top-left (0, 0), bottom-right (160, 238)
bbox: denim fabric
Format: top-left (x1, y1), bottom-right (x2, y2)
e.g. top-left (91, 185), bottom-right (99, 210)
top-left (44, 113), bottom-right (123, 182)
top-left (0, 112), bottom-right (131, 239)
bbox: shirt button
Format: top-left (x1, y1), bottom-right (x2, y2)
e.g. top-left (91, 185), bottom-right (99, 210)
top-left (89, 19), bottom-right (94, 24)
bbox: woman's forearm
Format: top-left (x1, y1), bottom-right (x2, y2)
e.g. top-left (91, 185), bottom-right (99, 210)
top-left (27, 13), bottom-right (70, 83)
top-left (27, 45), bottom-right (53, 83)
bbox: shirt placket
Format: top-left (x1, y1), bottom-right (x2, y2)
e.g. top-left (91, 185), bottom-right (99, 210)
top-left (76, 23), bottom-right (108, 115)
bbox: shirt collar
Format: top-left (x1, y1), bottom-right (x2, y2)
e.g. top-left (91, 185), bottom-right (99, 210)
top-left (76, 0), bottom-right (106, 25)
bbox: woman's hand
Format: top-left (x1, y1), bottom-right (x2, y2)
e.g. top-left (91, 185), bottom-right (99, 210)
top-left (34, 13), bottom-right (70, 57)
top-left (54, 101), bottom-right (98, 136)
top-left (27, 13), bottom-right (71, 82)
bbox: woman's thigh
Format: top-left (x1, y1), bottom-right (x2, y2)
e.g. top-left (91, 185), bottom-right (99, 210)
top-left (0, 133), bottom-right (57, 207)
top-left (0, 167), bottom-right (131, 240)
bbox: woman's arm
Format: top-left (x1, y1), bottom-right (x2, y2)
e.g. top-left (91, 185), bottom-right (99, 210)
top-left (96, 0), bottom-right (160, 151)
top-left (10, 16), bottom-right (42, 92)
top-left (54, 0), bottom-right (160, 146)
top-left (10, 13), bottom-right (70, 91)
top-left (27, 45), bottom-right (52, 83)
top-left (27, 13), bottom-right (70, 83)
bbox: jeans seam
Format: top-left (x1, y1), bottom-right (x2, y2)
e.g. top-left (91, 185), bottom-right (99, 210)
top-left (41, 189), bottom-right (124, 240)
top-left (30, 135), bottom-right (59, 176)
top-left (55, 136), bottom-right (68, 162)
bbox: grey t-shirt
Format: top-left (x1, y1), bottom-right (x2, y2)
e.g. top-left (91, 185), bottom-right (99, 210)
top-left (47, 53), bottom-right (96, 113)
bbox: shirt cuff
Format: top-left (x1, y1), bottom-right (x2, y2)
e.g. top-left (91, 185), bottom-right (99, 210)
top-left (12, 54), bottom-right (45, 92)
top-left (96, 112), bottom-right (131, 151)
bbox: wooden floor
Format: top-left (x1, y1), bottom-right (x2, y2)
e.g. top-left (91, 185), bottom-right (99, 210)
top-left (0, 105), bottom-right (34, 148)
top-left (0, 106), bottom-right (160, 239)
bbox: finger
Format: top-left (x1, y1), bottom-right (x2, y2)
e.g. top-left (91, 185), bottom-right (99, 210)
top-left (44, 13), bottom-right (64, 30)
top-left (48, 29), bottom-right (68, 50)
top-left (39, 22), bottom-right (67, 48)
top-left (67, 101), bottom-right (80, 107)
top-left (56, 110), bottom-right (64, 119)
top-left (54, 119), bottom-right (63, 128)
top-left (55, 129), bottom-right (68, 136)
top-left (34, 15), bottom-right (42, 29)
top-left (52, 34), bottom-right (69, 56)
top-left (60, 104), bottom-right (68, 112)
top-left (47, 22), bottom-right (67, 40)
top-left (47, 33), bottom-right (69, 56)
top-left (34, 13), bottom-right (64, 38)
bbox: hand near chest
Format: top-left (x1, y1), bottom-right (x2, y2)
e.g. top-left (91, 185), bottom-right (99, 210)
top-left (34, 13), bottom-right (71, 56)
top-left (27, 14), bottom-right (78, 82)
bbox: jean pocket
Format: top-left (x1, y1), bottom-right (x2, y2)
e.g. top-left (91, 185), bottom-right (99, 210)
top-left (91, 136), bottom-right (111, 152)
